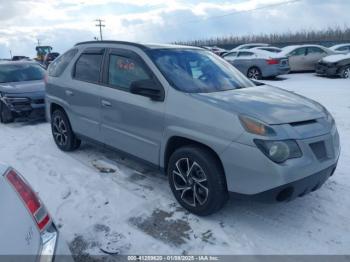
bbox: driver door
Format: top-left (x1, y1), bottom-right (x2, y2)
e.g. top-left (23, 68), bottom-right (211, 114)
top-left (100, 48), bottom-right (166, 165)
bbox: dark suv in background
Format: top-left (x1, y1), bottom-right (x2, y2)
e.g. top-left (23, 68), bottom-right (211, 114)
top-left (0, 61), bottom-right (46, 123)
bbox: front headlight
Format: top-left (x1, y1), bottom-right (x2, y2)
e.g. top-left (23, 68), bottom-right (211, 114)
top-left (239, 115), bottom-right (276, 136)
top-left (254, 139), bottom-right (302, 163)
top-left (322, 106), bottom-right (335, 126)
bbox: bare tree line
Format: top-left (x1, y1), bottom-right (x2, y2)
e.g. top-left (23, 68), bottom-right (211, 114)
top-left (174, 26), bottom-right (350, 49)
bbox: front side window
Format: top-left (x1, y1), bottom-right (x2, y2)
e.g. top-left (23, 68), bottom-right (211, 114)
top-left (149, 49), bottom-right (254, 93)
top-left (0, 63), bottom-right (45, 83)
top-left (74, 53), bottom-right (103, 83)
top-left (290, 48), bottom-right (306, 56)
top-left (108, 54), bottom-right (151, 90)
top-left (48, 49), bottom-right (77, 77)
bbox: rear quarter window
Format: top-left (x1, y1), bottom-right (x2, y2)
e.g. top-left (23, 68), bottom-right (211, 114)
top-left (48, 49), bottom-right (78, 77)
top-left (74, 53), bottom-right (103, 83)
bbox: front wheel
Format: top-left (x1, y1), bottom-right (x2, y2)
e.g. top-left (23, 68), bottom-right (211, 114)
top-left (51, 109), bottom-right (81, 151)
top-left (0, 101), bottom-right (14, 124)
top-left (247, 67), bottom-right (262, 80)
top-left (340, 66), bottom-right (350, 79)
top-left (168, 146), bottom-right (228, 216)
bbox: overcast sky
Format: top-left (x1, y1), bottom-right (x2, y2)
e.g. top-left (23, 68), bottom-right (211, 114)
top-left (0, 0), bottom-right (348, 58)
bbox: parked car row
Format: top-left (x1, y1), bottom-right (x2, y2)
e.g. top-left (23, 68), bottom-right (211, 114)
top-left (203, 42), bottom-right (350, 79)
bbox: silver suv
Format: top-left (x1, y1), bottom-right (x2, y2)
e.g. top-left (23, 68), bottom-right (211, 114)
top-left (46, 41), bottom-right (340, 216)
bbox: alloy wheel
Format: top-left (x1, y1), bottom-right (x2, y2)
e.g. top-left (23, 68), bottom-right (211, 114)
top-left (344, 68), bottom-right (350, 79)
top-left (172, 158), bottom-right (209, 207)
top-left (248, 68), bottom-right (261, 79)
top-left (52, 115), bottom-right (68, 146)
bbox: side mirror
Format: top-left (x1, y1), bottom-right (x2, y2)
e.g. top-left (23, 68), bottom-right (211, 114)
top-left (130, 79), bottom-right (164, 101)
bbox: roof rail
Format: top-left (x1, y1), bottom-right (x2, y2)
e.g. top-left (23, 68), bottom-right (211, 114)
top-left (74, 40), bottom-right (148, 50)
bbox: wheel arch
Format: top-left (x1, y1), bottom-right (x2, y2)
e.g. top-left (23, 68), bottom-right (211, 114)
top-left (163, 136), bottom-right (226, 181)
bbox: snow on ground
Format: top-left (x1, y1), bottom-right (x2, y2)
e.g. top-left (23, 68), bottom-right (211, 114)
top-left (0, 73), bottom-right (349, 257)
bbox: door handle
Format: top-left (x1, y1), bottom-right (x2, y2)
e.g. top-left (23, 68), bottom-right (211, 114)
top-left (65, 90), bottom-right (74, 96)
top-left (101, 100), bottom-right (112, 107)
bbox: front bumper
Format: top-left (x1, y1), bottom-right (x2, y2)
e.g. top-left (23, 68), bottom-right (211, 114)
top-left (231, 163), bottom-right (337, 202)
top-left (262, 65), bottom-right (290, 77)
top-left (315, 64), bottom-right (338, 76)
top-left (220, 126), bottom-right (340, 198)
top-left (1, 92), bottom-right (45, 118)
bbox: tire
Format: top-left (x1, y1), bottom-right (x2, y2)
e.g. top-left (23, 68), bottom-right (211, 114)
top-left (340, 66), bottom-right (350, 79)
top-left (247, 67), bottom-right (262, 80)
top-left (167, 145), bottom-right (229, 216)
top-left (0, 101), bottom-right (14, 124)
top-left (51, 109), bottom-right (81, 151)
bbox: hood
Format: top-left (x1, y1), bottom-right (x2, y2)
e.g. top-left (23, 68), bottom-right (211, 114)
top-left (190, 85), bottom-right (325, 125)
top-left (0, 80), bottom-right (45, 94)
top-left (322, 53), bottom-right (350, 63)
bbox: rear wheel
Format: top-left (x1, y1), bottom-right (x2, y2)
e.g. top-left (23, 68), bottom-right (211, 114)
top-left (340, 66), bottom-right (350, 79)
top-left (247, 67), bottom-right (262, 80)
top-left (0, 101), bottom-right (14, 124)
top-left (51, 109), bottom-right (81, 151)
top-left (168, 146), bottom-right (228, 216)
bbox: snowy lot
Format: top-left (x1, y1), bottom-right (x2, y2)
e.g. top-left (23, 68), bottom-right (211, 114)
top-left (0, 73), bottom-right (349, 257)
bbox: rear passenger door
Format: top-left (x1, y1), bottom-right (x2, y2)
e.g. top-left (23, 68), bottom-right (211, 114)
top-left (234, 51), bottom-right (255, 74)
top-left (288, 47), bottom-right (307, 71)
top-left (100, 48), bottom-right (165, 165)
top-left (67, 48), bottom-right (105, 141)
top-left (305, 47), bottom-right (328, 70)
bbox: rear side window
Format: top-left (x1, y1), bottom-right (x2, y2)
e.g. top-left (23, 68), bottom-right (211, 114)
top-left (108, 54), bottom-right (151, 90)
top-left (307, 47), bottom-right (326, 54)
top-left (48, 49), bottom-right (78, 77)
top-left (74, 53), bottom-right (103, 83)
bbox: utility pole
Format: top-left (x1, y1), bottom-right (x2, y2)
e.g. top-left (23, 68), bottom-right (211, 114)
top-left (37, 38), bottom-right (41, 46)
top-left (9, 50), bottom-right (12, 59)
top-left (95, 19), bottom-right (105, 41)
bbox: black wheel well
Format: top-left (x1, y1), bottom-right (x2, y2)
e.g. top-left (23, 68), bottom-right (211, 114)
top-left (50, 103), bottom-right (65, 116)
top-left (164, 136), bottom-right (226, 176)
top-left (248, 66), bottom-right (261, 72)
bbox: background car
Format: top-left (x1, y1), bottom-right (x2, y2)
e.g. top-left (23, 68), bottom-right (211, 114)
top-left (44, 52), bottom-right (60, 68)
top-left (329, 43), bottom-right (350, 54)
top-left (231, 43), bottom-right (269, 51)
top-left (223, 49), bottom-right (290, 79)
top-left (280, 45), bottom-right (334, 71)
top-left (0, 61), bottom-right (46, 123)
top-left (202, 46), bottom-right (228, 56)
top-left (0, 164), bottom-right (73, 261)
top-left (316, 53), bottom-right (350, 78)
top-left (252, 46), bottom-right (282, 53)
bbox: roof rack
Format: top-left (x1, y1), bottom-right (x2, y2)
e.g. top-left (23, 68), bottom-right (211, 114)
top-left (74, 40), bottom-right (148, 50)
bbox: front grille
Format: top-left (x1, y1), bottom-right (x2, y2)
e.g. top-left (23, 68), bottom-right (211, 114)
top-left (310, 141), bottom-right (328, 161)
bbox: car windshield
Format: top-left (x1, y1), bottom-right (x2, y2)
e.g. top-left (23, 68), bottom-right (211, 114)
top-left (148, 49), bottom-right (254, 93)
top-left (0, 63), bottom-right (45, 83)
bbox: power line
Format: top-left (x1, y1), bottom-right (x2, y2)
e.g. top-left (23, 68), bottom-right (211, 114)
top-left (95, 19), bottom-right (106, 41)
top-left (176, 0), bottom-right (302, 27)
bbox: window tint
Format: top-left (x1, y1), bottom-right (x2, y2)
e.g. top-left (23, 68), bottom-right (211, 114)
top-left (48, 49), bottom-right (77, 77)
top-left (108, 54), bottom-right (151, 90)
top-left (290, 48), bottom-right (306, 56)
top-left (224, 52), bottom-right (237, 58)
top-left (238, 52), bottom-right (254, 57)
top-left (307, 47), bottom-right (326, 54)
top-left (74, 53), bottom-right (103, 83)
top-left (337, 46), bottom-right (350, 51)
